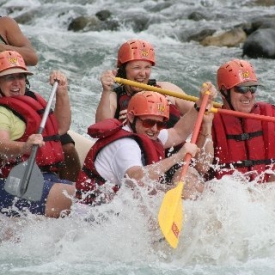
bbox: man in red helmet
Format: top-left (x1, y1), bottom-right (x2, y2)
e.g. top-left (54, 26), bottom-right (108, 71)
top-left (0, 50), bottom-right (75, 217)
top-left (207, 59), bottom-right (275, 182)
top-left (96, 39), bottom-right (193, 125)
top-left (76, 83), bottom-right (217, 205)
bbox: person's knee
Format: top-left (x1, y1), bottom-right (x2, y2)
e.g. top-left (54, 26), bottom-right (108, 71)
top-left (62, 143), bottom-right (81, 165)
top-left (59, 142), bottom-right (81, 181)
top-left (45, 183), bottom-right (75, 218)
top-left (62, 142), bottom-right (76, 154)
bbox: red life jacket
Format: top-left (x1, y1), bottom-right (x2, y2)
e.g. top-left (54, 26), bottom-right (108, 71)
top-left (75, 118), bottom-right (165, 205)
top-left (0, 92), bottom-right (64, 177)
top-left (209, 102), bottom-right (275, 182)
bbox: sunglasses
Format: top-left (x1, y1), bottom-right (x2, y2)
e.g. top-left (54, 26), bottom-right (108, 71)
top-left (1, 74), bottom-right (26, 82)
top-left (137, 117), bottom-right (166, 130)
top-left (234, 85), bottom-right (257, 94)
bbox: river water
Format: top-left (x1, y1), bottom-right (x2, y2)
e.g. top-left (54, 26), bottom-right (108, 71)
top-left (1, 0), bottom-right (275, 274)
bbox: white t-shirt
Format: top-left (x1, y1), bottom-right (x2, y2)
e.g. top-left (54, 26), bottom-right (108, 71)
top-left (95, 125), bottom-right (168, 185)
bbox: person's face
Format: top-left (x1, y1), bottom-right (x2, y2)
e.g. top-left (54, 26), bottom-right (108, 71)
top-left (124, 60), bottom-right (153, 94)
top-left (128, 114), bottom-right (166, 140)
top-left (0, 73), bottom-right (26, 97)
top-left (226, 86), bottom-right (257, 113)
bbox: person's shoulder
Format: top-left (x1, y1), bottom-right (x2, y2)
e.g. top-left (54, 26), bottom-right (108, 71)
top-left (0, 16), bottom-right (18, 32)
top-left (158, 129), bottom-right (169, 145)
top-left (256, 101), bottom-right (275, 113)
top-left (114, 136), bottom-right (139, 147)
top-left (0, 16), bottom-right (17, 25)
top-left (101, 137), bottom-right (140, 158)
top-left (114, 132), bottom-right (140, 149)
top-left (157, 81), bottom-right (189, 107)
top-left (257, 101), bottom-right (275, 107)
top-left (0, 105), bottom-right (14, 116)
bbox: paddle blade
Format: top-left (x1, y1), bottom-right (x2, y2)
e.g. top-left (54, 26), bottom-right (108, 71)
top-left (158, 181), bottom-right (184, 248)
top-left (4, 161), bottom-right (44, 202)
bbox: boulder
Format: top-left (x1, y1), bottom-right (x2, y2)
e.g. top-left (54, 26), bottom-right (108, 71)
top-left (242, 28), bottom-right (275, 58)
top-left (201, 28), bottom-right (246, 47)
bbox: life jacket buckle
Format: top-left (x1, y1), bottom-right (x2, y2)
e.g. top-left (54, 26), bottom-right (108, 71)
top-left (240, 133), bottom-right (250, 141)
top-left (242, 160), bottom-right (253, 167)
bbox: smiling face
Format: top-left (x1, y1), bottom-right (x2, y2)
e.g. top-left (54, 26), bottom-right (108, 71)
top-left (128, 113), bottom-right (165, 140)
top-left (124, 60), bottom-right (153, 95)
top-left (0, 73), bottom-right (26, 97)
top-left (226, 86), bottom-right (256, 113)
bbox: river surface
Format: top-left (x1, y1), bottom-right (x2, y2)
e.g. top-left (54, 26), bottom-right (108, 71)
top-left (1, 0), bottom-right (275, 274)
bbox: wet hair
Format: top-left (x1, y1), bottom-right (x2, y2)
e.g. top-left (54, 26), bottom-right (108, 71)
top-left (116, 64), bottom-right (127, 79)
top-left (26, 77), bottom-right (30, 90)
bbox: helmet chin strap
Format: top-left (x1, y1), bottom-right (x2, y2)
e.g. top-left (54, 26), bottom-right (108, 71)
top-left (220, 88), bottom-right (235, 111)
top-left (129, 117), bottom-right (138, 133)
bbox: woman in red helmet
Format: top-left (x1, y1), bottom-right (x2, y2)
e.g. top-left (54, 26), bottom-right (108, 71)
top-left (0, 17), bottom-right (81, 183)
top-left (207, 59), bottom-right (275, 182)
top-left (95, 39), bottom-right (193, 125)
top-left (0, 50), bottom-right (75, 217)
top-left (76, 83), bottom-right (216, 205)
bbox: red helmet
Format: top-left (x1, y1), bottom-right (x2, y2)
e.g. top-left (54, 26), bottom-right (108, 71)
top-left (128, 91), bottom-right (169, 120)
top-left (217, 59), bottom-right (260, 90)
top-left (117, 39), bottom-right (155, 67)
top-left (0, 50), bottom-right (33, 77)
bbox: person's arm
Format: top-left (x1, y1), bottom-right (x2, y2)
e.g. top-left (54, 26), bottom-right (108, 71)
top-left (0, 108), bottom-right (44, 158)
top-left (158, 81), bottom-right (194, 115)
top-left (0, 130), bottom-right (44, 159)
top-left (95, 70), bottom-right (118, 122)
top-left (106, 137), bottom-right (197, 187)
top-left (0, 17), bottom-right (38, 66)
top-left (96, 91), bottom-right (117, 122)
top-left (194, 118), bottom-right (214, 175)
top-left (125, 142), bottom-right (198, 184)
top-left (50, 71), bottom-right (71, 135)
top-left (164, 81), bottom-right (217, 149)
top-left (268, 174), bottom-right (275, 182)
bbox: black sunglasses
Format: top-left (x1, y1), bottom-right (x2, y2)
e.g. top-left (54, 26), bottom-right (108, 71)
top-left (234, 86), bottom-right (257, 94)
top-left (138, 117), bottom-right (166, 130)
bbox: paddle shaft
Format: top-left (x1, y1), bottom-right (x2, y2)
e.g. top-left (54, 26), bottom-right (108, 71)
top-left (115, 77), bottom-right (221, 107)
top-left (210, 107), bottom-right (275, 122)
top-left (180, 91), bottom-right (210, 177)
top-left (115, 77), bottom-right (275, 123)
top-left (19, 81), bottom-right (59, 196)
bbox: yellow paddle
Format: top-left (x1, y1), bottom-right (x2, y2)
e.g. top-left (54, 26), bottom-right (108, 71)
top-left (115, 77), bottom-right (275, 123)
top-left (115, 77), bottom-right (222, 108)
top-left (158, 90), bottom-right (210, 249)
